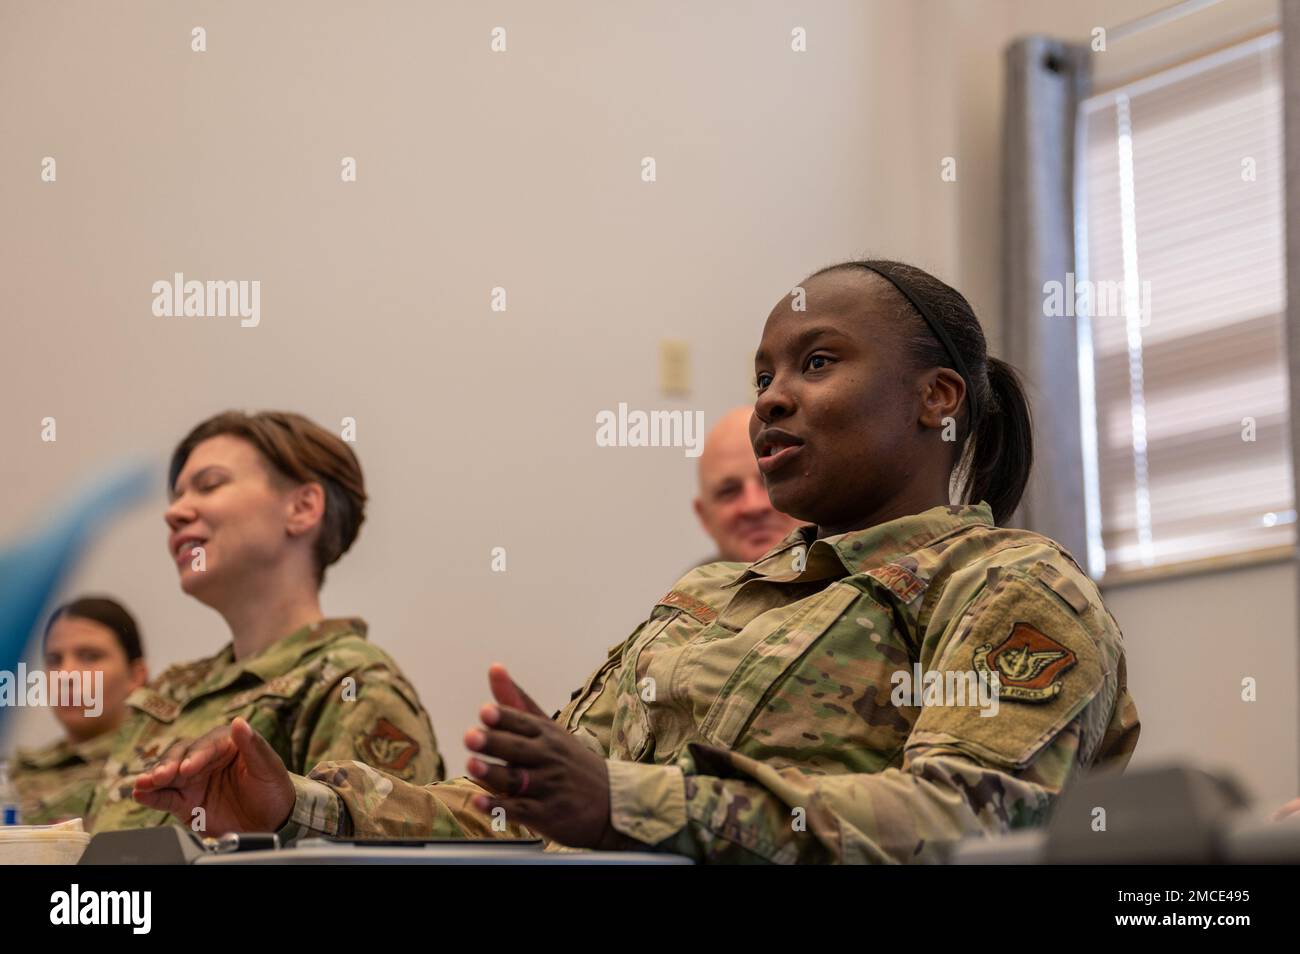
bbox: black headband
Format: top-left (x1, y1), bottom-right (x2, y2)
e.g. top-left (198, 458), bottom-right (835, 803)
top-left (854, 263), bottom-right (980, 431)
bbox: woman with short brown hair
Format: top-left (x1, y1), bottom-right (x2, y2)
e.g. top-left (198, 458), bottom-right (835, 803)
top-left (86, 410), bottom-right (443, 832)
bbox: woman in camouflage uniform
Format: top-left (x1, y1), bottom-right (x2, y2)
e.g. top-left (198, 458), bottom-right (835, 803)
top-left (9, 597), bottom-right (148, 824)
top-left (136, 263), bottom-right (1139, 863)
top-left (86, 411), bottom-right (443, 832)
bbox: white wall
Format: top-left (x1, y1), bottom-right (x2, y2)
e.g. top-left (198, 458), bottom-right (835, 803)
top-left (2, 0), bottom-right (1295, 812)
top-left (1106, 560), bottom-right (1299, 809)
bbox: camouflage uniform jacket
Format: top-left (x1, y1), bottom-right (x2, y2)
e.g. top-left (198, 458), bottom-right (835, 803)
top-left (284, 504), bottom-right (1140, 863)
top-left (87, 617), bottom-right (442, 832)
top-left (10, 730), bottom-right (117, 825)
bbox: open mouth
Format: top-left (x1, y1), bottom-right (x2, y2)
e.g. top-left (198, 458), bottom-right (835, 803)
top-left (756, 432), bottom-right (805, 475)
top-left (172, 537), bottom-right (207, 565)
top-left (758, 444), bottom-right (802, 473)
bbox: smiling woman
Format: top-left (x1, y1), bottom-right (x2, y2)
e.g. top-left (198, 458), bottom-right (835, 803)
top-left (82, 410), bottom-right (445, 833)
top-left (132, 265), bottom-right (1140, 864)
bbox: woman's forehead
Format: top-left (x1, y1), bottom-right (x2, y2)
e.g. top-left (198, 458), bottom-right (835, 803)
top-left (804, 268), bottom-right (890, 311)
top-left (47, 616), bottom-right (116, 647)
top-left (180, 435), bottom-right (257, 474)
top-left (758, 273), bottom-right (890, 351)
top-left (172, 434), bottom-right (266, 496)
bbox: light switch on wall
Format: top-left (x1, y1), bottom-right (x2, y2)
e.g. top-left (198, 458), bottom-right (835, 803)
top-left (659, 339), bottom-right (690, 396)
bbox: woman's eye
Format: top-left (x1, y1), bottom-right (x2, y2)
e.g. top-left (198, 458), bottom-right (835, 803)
top-left (755, 372), bottom-right (772, 391)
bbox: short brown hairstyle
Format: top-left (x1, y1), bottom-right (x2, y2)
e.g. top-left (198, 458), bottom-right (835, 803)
top-left (169, 410), bottom-right (366, 585)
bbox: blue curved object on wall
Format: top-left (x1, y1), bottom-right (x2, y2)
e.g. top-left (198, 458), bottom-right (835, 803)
top-left (0, 461), bottom-right (155, 730)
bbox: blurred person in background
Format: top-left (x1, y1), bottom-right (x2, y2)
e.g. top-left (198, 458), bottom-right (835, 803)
top-left (692, 406), bottom-right (804, 566)
top-left (8, 597), bottom-right (148, 825)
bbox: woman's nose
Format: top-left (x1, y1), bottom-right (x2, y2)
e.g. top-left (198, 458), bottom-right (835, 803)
top-left (164, 497), bottom-right (194, 530)
top-left (755, 382), bottom-right (793, 422)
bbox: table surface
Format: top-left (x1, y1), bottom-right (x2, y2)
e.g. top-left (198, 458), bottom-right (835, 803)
top-left (194, 838), bottom-right (693, 865)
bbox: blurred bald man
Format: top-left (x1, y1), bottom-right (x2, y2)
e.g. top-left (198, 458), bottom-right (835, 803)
top-left (693, 406), bottom-right (803, 564)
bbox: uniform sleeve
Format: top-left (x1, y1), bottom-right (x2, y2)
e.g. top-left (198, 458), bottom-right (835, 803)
top-left (604, 568), bottom-right (1125, 863)
top-left (278, 631), bottom-right (647, 842)
top-left (12, 771), bottom-right (102, 826)
top-left (300, 663), bottom-right (445, 786)
top-left (277, 763), bottom-right (539, 840)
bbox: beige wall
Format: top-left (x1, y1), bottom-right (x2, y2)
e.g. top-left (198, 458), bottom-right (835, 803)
top-left (2, 0), bottom-right (1295, 812)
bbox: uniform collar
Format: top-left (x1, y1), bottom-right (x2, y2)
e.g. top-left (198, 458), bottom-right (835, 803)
top-left (131, 617), bottom-right (368, 713)
top-left (819, 502), bottom-right (994, 574)
top-left (725, 502), bottom-right (994, 586)
top-left (237, 617), bottom-right (367, 683)
top-left (15, 730), bottom-right (117, 770)
top-left (71, 729), bottom-right (119, 762)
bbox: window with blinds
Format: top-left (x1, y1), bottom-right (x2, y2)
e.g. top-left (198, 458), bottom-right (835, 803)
top-left (1075, 33), bottom-right (1293, 581)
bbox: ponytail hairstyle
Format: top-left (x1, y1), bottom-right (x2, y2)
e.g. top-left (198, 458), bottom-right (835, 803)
top-left (809, 260), bottom-right (1033, 524)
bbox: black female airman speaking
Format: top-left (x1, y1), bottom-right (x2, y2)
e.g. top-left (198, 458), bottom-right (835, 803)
top-left (134, 261), bottom-right (1139, 863)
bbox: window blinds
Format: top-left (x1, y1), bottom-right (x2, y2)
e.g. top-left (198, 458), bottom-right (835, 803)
top-left (1076, 34), bottom-right (1293, 578)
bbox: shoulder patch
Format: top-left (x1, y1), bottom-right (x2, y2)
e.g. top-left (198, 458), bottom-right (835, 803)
top-left (355, 717), bottom-right (419, 775)
top-left (910, 568), bottom-right (1106, 770)
top-left (974, 622), bottom-right (1077, 702)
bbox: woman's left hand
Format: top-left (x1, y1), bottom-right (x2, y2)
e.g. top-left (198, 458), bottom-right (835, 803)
top-left (464, 663), bottom-right (634, 850)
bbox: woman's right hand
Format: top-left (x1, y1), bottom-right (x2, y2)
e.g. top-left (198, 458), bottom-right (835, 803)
top-left (132, 717), bottom-right (295, 836)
